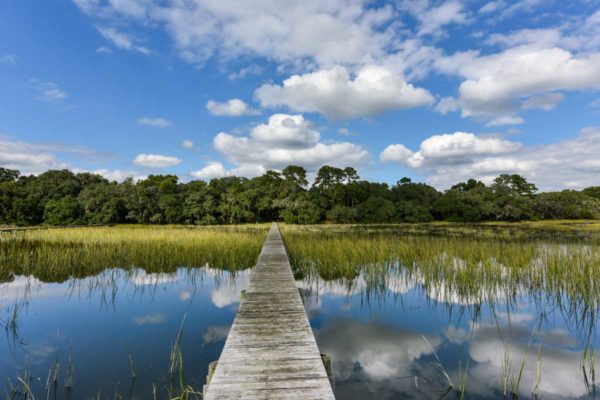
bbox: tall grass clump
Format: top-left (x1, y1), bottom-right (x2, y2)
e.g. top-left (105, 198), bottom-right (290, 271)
top-left (0, 225), bottom-right (267, 282)
top-left (281, 224), bottom-right (600, 321)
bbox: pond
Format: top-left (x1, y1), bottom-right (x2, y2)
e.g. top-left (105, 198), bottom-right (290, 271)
top-left (0, 268), bottom-right (249, 399)
top-left (1, 225), bottom-right (599, 399)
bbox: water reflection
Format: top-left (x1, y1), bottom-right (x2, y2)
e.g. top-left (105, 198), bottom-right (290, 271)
top-left (0, 275), bottom-right (67, 302)
top-left (205, 268), bottom-right (251, 308)
top-left (132, 313), bottom-right (168, 325)
top-left (317, 319), bottom-right (441, 399)
top-left (1, 252), bottom-right (598, 399)
top-left (0, 266), bottom-right (250, 399)
top-left (130, 271), bottom-right (179, 286)
top-left (467, 322), bottom-right (586, 398)
top-left (202, 325), bottom-right (231, 344)
top-left (299, 267), bottom-right (599, 399)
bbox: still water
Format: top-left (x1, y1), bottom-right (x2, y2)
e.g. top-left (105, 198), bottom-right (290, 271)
top-left (0, 260), bottom-right (597, 399)
top-left (0, 268), bottom-right (247, 399)
top-left (301, 269), bottom-right (595, 399)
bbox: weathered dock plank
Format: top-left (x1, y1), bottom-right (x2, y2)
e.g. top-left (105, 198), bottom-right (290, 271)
top-left (204, 222), bottom-right (335, 399)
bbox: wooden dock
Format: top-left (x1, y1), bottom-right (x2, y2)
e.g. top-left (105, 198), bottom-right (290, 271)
top-left (203, 222), bottom-right (335, 399)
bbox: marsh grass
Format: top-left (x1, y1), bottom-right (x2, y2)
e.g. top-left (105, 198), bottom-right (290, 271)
top-left (3, 222), bottom-right (599, 398)
top-left (0, 223), bottom-right (263, 400)
top-left (0, 225), bottom-right (267, 282)
top-left (169, 314), bottom-right (186, 393)
top-left (582, 344), bottom-right (597, 397)
top-left (282, 224), bottom-right (600, 398)
top-left (285, 220), bottom-right (600, 241)
top-left (282, 224), bottom-right (600, 320)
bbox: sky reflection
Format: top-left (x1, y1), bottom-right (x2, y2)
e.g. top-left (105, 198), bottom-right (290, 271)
top-left (300, 268), bottom-right (599, 399)
top-left (0, 266), bottom-right (249, 399)
top-left (0, 263), bottom-right (597, 399)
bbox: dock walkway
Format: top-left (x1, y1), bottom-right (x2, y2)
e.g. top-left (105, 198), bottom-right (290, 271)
top-left (203, 222), bottom-right (335, 399)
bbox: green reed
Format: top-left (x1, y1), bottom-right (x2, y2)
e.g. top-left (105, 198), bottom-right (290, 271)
top-left (281, 224), bottom-right (600, 318)
top-left (281, 220), bottom-right (600, 242)
top-left (0, 225), bottom-right (267, 282)
top-left (582, 344), bottom-right (596, 397)
top-left (282, 224), bottom-right (600, 398)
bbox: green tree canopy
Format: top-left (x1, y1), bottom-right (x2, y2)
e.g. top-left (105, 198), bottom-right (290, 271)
top-left (0, 166), bottom-right (597, 226)
top-left (0, 168), bottom-right (20, 183)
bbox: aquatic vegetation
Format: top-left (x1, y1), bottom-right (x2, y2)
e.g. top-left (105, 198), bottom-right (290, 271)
top-left (283, 220), bottom-right (600, 242)
top-left (2, 223), bottom-right (599, 399)
top-left (0, 226), bottom-right (263, 399)
top-left (0, 266), bottom-right (250, 400)
top-left (169, 314), bottom-right (186, 393)
top-left (282, 224), bottom-right (600, 318)
top-left (282, 224), bottom-right (600, 398)
top-left (0, 225), bottom-right (267, 282)
top-left (582, 345), bottom-right (597, 397)
top-left (3, 317), bottom-right (206, 400)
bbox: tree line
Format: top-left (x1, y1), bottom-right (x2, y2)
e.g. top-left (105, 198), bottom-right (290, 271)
top-left (1, 165), bottom-right (599, 226)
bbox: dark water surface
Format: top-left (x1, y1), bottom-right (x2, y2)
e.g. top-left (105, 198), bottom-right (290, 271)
top-left (1, 257), bottom-right (598, 399)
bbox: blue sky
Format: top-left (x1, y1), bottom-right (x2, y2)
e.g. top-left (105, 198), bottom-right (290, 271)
top-left (1, 0), bottom-right (599, 190)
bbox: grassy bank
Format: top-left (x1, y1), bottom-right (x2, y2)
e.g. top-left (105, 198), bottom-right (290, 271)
top-left (0, 224), bottom-right (268, 282)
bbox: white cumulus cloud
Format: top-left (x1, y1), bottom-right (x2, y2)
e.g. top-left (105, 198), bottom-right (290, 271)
top-left (88, 168), bottom-right (146, 182)
top-left (429, 9), bottom-right (600, 124)
top-left (206, 99), bottom-right (259, 117)
top-left (435, 96), bottom-right (460, 115)
top-left (74, 0), bottom-right (399, 68)
top-left (381, 132), bottom-right (521, 168)
top-left (0, 138), bottom-right (66, 172)
top-left (133, 153), bottom-right (181, 168)
top-left (256, 66), bottom-right (433, 120)
top-left (521, 92), bottom-right (564, 111)
top-left (399, 0), bottom-right (470, 37)
top-left (190, 162), bottom-right (229, 180)
top-left (457, 48), bottom-right (600, 118)
top-left (381, 128), bottom-right (600, 190)
top-left (207, 113), bottom-right (370, 176)
top-left (435, 9), bottom-right (600, 126)
top-left (380, 144), bottom-right (416, 165)
top-left (486, 115), bottom-right (524, 127)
